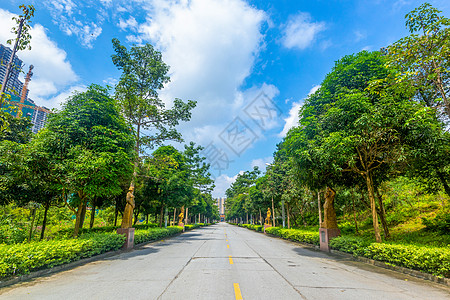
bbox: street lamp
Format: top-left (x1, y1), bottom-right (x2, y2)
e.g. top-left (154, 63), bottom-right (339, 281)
top-left (266, 163), bottom-right (285, 228)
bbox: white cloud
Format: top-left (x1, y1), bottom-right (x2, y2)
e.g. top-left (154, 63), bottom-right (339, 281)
top-left (42, 85), bottom-right (87, 109)
top-left (279, 101), bottom-right (302, 137)
top-left (118, 16), bottom-right (138, 31)
top-left (354, 30), bottom-right (366, 42)
top-left (212, 173), bottom-right (240, 198)
top-left (250, 157), bottom-right (273, 171)
top-left (44, 0), bottom-right (104, 48)
top-left (0, 9), bottom-right (78, 108)
top-left (130, 0), bottom-right (267, 146)
top-left (279, 85), bottom-right (320, 137)
top-left (308, 84), bottom-right (321, 95)
top-left (282, 12), bottom-right (326, 50)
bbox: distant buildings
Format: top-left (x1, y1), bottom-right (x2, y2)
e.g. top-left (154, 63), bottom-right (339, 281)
top-left (0, 44), bottom-right (50, 133)
top-left (216, 197), bottom-right (226, 221)
top-left (0, 44), bottom-right (25, 98)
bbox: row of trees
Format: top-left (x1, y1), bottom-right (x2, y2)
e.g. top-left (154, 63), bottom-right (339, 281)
top-left (225, 3), bottom-right (449, 242)
top-left (0, 27), bottom-right (217, 238)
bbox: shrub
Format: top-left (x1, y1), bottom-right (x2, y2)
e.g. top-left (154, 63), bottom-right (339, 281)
top-left (133, 227), bottom-right (183, 244)
top-left (422, 209), bottom-right (450, 234)
top-left (330, 236), bottom-right (450, 277)
top-left (0, 233), bottom-right (125, 279)
top-left (184, 224), bottom-right (200, 231)
top-left (264, 227), bottom-right (320, 245)
top-left (329, 236), bottom-right (371, 256)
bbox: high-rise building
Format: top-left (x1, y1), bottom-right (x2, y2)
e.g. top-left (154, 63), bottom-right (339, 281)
top-left (216, 197), bottom-right (226, 221)
top-left (31, 107), bottom-right (50, 134)
top-left (0, 44), bottom-right (26, 98)
top-left (1, 44), bottom-right (50, 133)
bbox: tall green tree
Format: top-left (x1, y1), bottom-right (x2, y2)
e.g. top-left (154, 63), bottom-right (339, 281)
top-left (383, 2), bottom-right (450, 118)
top-left (39, 84), bottom-right (134, 236)
top-left (111, 39), bottom-right (196, 226)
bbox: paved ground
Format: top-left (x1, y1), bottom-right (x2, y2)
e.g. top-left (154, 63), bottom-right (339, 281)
top-left (1, 223), bottom-right (449, 299)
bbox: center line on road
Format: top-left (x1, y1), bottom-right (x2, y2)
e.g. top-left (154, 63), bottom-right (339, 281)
top-left (229, 256), bottom-right (234, 264)
top-left (227, 244), bottom-right (230, 248)
top-left (233, 283), bottom-right (243, 300)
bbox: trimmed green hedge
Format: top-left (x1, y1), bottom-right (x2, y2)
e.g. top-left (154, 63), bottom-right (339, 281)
top-left (330, 236), bottom-right (450, 277)
top-left (240, 224), bottom-right (263, 231)
top-left (265, 227), bottom-right (320, 246)
top-left (134, 227), bottom-right (183, 244)
top-left (0, 233), bottom-right (125, 280)
top-left (185, 224), bottom-right (200, 231)
top-left (237, 224), bottom-right (450, 278)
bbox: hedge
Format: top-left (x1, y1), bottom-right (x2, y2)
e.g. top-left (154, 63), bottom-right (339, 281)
top-left (330, 236), bottom-right (450, 278)
top-left (134, 227), bottom-right (183, 244)
top-left (0, 233), bottom-right (125, 280)
top-left (265, 227), bottom-right (320, 246)
top-left (237, 224), bottom-right (450, 277)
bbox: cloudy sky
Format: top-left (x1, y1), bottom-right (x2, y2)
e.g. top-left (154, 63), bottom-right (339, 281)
top-left (1, 0), bottom-right (449, 197)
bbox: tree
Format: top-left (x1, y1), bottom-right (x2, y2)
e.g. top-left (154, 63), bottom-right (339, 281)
top-left (40, 84), bottom-right (134, 237)
top-left (0, 4), bottom-right (35, 107)
top-left (383, 2), bottom-right (450, 119)
top-left (111, 39), bottom-right (196, 227)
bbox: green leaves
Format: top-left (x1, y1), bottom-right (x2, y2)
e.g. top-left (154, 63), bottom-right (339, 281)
top-left (0, 233), bottom-right (125, 279)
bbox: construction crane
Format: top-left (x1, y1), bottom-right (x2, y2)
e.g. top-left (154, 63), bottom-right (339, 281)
top-left (16, 65), bottom-right (34, 118)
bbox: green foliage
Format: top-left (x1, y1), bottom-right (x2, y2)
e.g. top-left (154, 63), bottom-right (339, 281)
top-left (265, 227), bottom-right (320, 245)
top-left (133, 226), bottom-right (182, 244)
top-left (422, 208), bottom-right (450, 234)
top-left (330, 236), bottom-right (450, 277)
top-left (184, 224), bottom-right (200, 230)
top-left (329, 236), bottom-right (372, 256)
top-left (0, 233), bottom-right (125, 279)
top-left (240, 224), bottom-right (263, 232)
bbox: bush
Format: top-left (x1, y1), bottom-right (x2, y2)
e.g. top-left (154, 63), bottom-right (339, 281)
top-left (133, 227), bottom-right (183, 244)
top-left (262, 227), bottom-right (320, 245)
top-left (422, 209), bottom-right (450, 234)
top-left (330, 236), bottom-right (450, 277)
top-left (239, 224), bottom-right (262, 231)
top-left (329, 236), bottom-right (372, 256)
top-left (0, 233), bottom-right (125, 279)
top-left (184, 224), bottom-right (200, 231)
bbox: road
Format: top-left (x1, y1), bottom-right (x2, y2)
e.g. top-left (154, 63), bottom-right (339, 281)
top-left (1, 223), bottom-right (449, 299)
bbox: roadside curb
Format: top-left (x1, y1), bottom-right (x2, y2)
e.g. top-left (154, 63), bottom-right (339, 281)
top-left (0, 227), bottom-right (209, 290)
top-left (235, 225), bottom-right (449, 287)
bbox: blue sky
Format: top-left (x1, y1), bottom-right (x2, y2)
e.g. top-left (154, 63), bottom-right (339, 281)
top-left (1, 0), bottom-right (449, 197)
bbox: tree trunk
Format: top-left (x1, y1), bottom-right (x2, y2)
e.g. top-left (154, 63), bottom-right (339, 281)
top-left (375, 188), bottom-right (390, 239)
top-left (114, 204), bottom-right (118, 227)
top-left (74, 193), bottom-right (88, 238)
top-left (286, 203), bottom-right (291, 229)
top-left (79, 201), bottom-right (87, 229)
top-left (174, 208), bottom-right (177, 226)
top-left (259, 208), bottom-right (262, 225)
top-left (133, 206), bottom-right (140, 225)
top-left (28, 207), bottom-right (36, 242)
top-left (271, 196), bottom-right (275, 227)
top-left (317, 190), bottom-right (322, 226)
top-left (437, 171), bottom-right (450, 198)
top-left (365, 172), bottom-right (382, 243)
top-left (159, 204), bottom-right (164, 227)
top-left (146, 214), bottom-right (149, 224)
top-left (351, 188), bottom-right (359, 235)
top-left (89, 199), bottom-right (96, 229)
top-left (185, 207), bottom-right (189, 225)
top-left (40, 202), bottom-right (50, 240)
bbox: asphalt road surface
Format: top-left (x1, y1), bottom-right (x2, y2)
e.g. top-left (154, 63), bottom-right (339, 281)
top-left (1, 223), bottom-right (449, 299)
